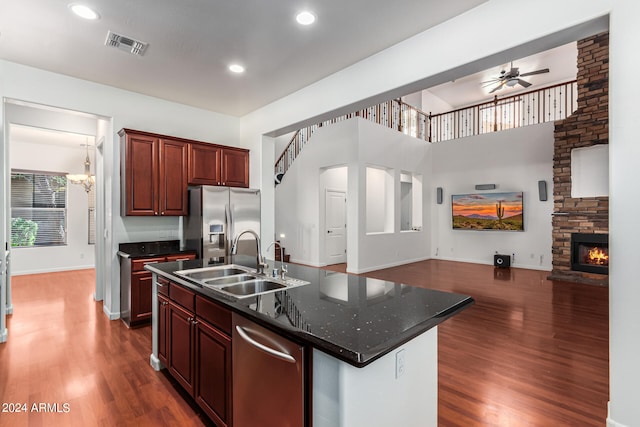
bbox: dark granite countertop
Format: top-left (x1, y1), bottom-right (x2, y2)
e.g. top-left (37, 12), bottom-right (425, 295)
top-left (117, 240), bottom-right (195, 259)
top-left (146, 257), bottom-right (474, 367)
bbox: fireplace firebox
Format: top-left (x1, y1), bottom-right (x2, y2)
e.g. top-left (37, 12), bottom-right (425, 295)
top-left (570, 233), bottom-right (609, 275)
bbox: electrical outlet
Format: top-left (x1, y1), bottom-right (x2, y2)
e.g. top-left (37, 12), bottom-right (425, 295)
top-left (395, 349), bottom-right (406, 379)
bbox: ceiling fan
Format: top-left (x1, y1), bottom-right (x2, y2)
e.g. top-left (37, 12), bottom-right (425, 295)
top-left (482, 62), bottom-right (550, 93)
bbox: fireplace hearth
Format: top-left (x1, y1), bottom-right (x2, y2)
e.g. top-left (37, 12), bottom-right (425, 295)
top-left (571, 233), bottom-right (609, 275)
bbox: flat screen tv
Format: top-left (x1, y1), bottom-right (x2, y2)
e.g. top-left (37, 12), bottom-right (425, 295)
top-left (452, 192), bottom-right (524, 231)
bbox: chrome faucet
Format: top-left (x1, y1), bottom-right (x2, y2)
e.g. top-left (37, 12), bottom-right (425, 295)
top-left (231, 229), bottom-right (267, 275)
top-left (265, 241), bottom-right (288, 280)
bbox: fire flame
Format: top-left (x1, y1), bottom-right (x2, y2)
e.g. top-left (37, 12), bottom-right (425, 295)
top-left (588, 247), bottom-right (609, 265)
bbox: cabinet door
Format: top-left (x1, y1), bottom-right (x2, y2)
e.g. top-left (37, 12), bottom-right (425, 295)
top-left (123, 133), bottom-right (159, 215)
top-left (221, 148), bottom-right (249, 188)
top-left (188, 143), bottom-right (222, 186)
top-left (159, 139), bottom-right (188, 216)
top-left (168, 302), bottom-right (195, 396)
top-left (158, 294), bottom-right (170, 366)
top-left (131, 271), bottom-right (153, 325)
top-left (195, 320), bottom-right (232, 427)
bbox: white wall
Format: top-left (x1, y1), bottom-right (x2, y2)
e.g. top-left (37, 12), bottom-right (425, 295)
top-left (430, 123), bottom-right (554, 270)
top-left (275, 118), bottom-right (431, 273)
top-left (421, 90), bottom-right (453, 115)
top-left (10, 139), bottom-right (96, 274)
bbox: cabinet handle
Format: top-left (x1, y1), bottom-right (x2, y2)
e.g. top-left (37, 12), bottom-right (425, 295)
top-left (161, 211), bottom-right (165, 215)
top-left (157, 282), bottom-right (165, 287)
top-left (192, 320), bottom-right (198, 325)
top-left (154, 212), bottom-right (158, 215)
top-left (174, 258), bottom-right (191, 262)
top-left (161, 301), bottom-right (168, 306)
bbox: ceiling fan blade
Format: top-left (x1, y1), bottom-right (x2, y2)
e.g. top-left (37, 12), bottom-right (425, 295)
top-left (517, 79), bottom-right (532, 88)
top-left (489, 81), bottom-right (506, 93)
top-left (519, 68), bottom-right (549, 77)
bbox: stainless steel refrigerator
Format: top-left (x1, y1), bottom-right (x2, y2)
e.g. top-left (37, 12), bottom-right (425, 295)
top-left (183, 186), bottom-right (260, 267)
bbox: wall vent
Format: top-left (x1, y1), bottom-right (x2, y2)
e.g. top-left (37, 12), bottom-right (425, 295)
top-left (105, 30), bottom-right (148, 56)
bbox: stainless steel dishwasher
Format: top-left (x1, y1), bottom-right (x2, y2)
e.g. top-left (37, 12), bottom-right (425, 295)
top-left (232, 312), bottom-right (305, 427)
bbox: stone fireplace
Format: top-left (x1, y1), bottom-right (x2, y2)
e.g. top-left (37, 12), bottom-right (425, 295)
top-left (549, 32), bottom-right (609, 286)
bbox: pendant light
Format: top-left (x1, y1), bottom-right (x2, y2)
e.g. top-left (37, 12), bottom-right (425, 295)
top-left (67, 138), bottom-right (95, 193)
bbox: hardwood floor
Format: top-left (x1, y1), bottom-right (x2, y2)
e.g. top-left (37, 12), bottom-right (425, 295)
top-left (0, 261), bottom-right (608, 426)
top-left (0, 270), bottom-right (212, 427)
top-left (365, 260), bottom-right (609, 427)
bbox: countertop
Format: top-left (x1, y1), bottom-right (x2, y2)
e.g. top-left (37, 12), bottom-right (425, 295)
top-left (117, 240), bottom-right (194, 259)
top-left (146, 257), bottom-right (474, 367)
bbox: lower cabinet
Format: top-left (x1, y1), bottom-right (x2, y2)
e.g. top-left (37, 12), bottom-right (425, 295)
top-left (195, 319), bottom-right (232, 426)
top-left (163, 282), bottom-right (232, 427)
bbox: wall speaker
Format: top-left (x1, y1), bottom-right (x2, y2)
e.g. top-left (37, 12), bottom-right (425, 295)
top-left (436, 187), bottom-right (443, 204)
top-left (494, 254), bottom-right (511, 268)
top-left (538, 180), bottom-right (547, 201)
top-left (475, 184), bottom-right (496, 190)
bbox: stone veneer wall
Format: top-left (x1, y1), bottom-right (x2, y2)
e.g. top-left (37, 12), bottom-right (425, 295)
top-left (550, 32), bottom-right (609, 285)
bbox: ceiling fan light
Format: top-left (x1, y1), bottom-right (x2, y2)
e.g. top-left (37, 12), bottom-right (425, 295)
top-left (506, 79), bottom-right (518, 87)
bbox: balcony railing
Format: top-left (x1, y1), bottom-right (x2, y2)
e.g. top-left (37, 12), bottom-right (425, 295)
top-left (429, 80), bottom-right (577, 142)
top-left (275, 80), bottom-right (577, 177)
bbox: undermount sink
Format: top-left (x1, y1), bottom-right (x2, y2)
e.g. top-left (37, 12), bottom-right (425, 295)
top-left (217, 279), bottom-right (287, 296)
top-left (202, 274), bottom-right (256, 286)
top-left (177, 266), bottom-right (249, 281)
top-left (174, 264), bottom-right (310, 300)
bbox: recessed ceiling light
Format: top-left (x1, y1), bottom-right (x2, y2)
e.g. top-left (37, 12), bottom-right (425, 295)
top-left (296, 11), bottom-right (316, 26)
top-left (229, 64), bottom-right (245, 74)
top-left (69, 4), bottom-right (100, 20)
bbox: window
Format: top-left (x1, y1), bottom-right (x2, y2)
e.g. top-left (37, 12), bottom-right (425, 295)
top-left (11, 170), bottom-right (67, 247)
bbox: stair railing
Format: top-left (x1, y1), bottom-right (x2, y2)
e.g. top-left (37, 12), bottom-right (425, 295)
top-left (275, 99), bottom-right (428, 176)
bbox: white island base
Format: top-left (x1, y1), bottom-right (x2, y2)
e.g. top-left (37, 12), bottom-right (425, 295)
top-left (312, 326), bottom-right (438, 427)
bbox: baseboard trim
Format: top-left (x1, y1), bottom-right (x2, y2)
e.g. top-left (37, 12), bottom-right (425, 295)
top-left (0, 327), bottom-right (7, 343)
top-left (432, 255), bottom-right (551, 272)
top-left (607, 402), bottom-right (630, 427)
top-left (102, 304), bottom-right (120, 320)
top-left (11, 265), bottom-right (96, 276)
top-left (150, 353), bottom-right (164, 371)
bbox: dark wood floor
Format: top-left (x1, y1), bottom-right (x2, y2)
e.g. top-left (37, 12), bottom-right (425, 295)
top-left (0, 261), bottom-right (608, 426)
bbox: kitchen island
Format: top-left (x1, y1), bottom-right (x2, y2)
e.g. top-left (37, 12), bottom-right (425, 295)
top-left (146, 258), bottom-right (473, 427)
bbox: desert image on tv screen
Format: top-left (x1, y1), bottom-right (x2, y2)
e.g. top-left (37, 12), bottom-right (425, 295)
top-left (452, 192), bottom-right (524, 231)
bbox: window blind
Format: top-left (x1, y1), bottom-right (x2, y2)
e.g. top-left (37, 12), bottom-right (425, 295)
top-left (11, 170), bottom-right (67, 247)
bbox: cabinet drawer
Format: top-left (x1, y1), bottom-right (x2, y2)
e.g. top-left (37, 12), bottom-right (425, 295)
top-left (196, 295), bottom-right (231, 336)
top-left (157, 276), bottom-right (170, 296)
top-left (166, 253), bottom-right (196, 262)
top-left (170, 283), bottom-right (196, 312)
top-left (132, 256), bottom-right (166, 272)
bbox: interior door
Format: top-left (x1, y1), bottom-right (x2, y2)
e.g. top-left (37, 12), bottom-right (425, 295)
top-left (325, 190), bottom-right (347, 265)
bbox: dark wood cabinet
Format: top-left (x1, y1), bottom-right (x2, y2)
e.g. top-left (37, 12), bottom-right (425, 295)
top-left (221, 148), bottom-right (249, 188)
top-left (159, 139), bottom-right (188, 215)
top-left (120, 252), bottom-right (195, 328)
top-left (120, 129), bottom-right (188, 216)
top-left (161, 283), bottom-right (233, 427)
top-left (188, 143), bottom-right (222, 185)
top-left (188, 142), bottom-right (249, 188)
top-left (168, 301), bottom-right (196, 396)
top-left (195, 319), bottom-right (232, 426)
top-left (121, 129), bottom-right (250, 215)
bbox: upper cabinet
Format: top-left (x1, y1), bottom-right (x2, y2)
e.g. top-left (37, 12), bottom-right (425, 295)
top-left (120, 129), bottom-right (250, 216)
top-left (120, 129), bottom-right (188, 216)
top-left (188, 143), bottom-right (249, 188)
top-left (220, 147), bottom-right (249, 188)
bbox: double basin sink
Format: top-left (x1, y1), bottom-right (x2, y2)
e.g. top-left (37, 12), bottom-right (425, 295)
top-left (174, 264), bottom-right (309, 300)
